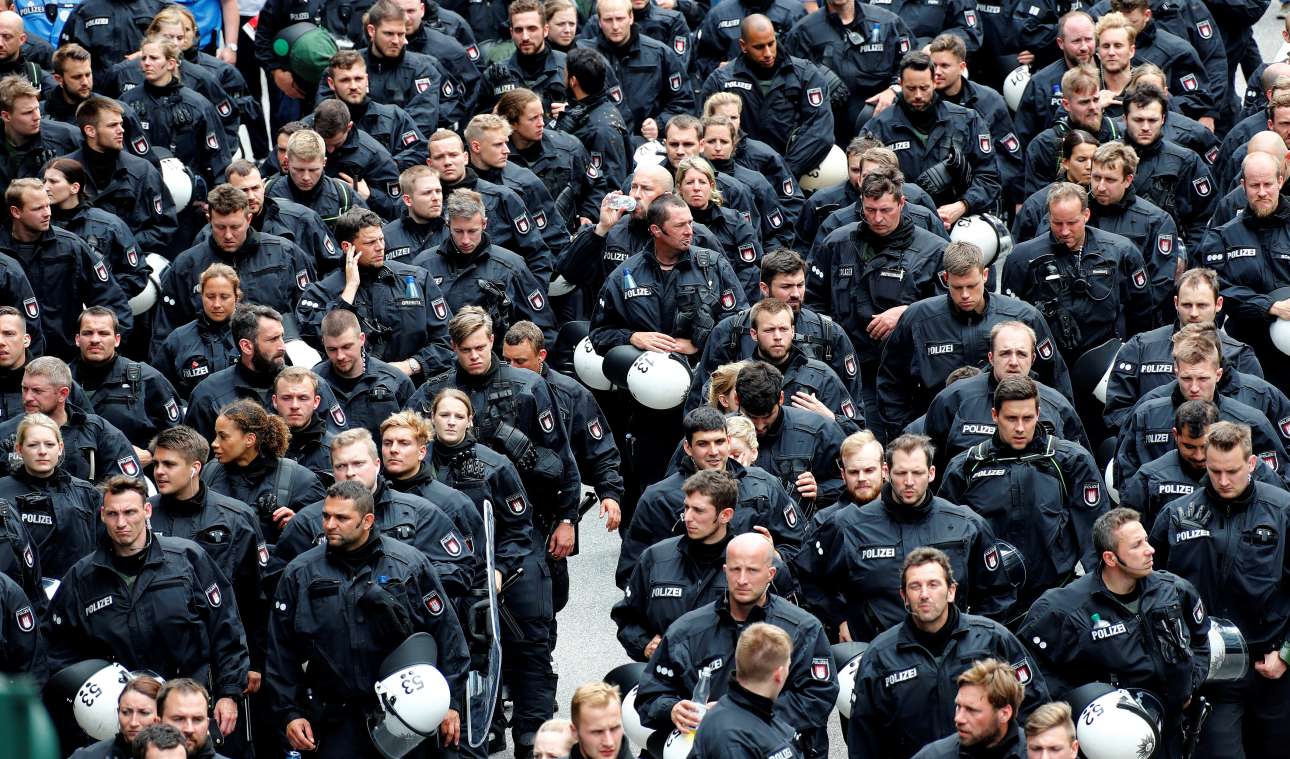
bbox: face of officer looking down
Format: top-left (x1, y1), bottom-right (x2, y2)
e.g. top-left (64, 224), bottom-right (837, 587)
top-left (211, 206), bottom-right (253, 254)
top-left (1126, 100), bottom-right (1165, 148)
top-left (1244, 152), bottom-right (1283, 219)
top-left (862, 190), bottom-right (905, 237)
top-left (1090, 160), bottom-right (1132, 207)
top-left (738, 17), bottom-right (777, 69)
top-left (227, 168), bottom-right (268, 217)
top-left (1206, 442), bottom-right (1257, 501)
top-left (333, 440), bottom-right (382, 491)
top-left (761, 269), bottom-right (806, 313)
top-left (598, 0), bottom-right (633, 47)
top-left (429, 135), bottom-right (469, 184)
top-left (286, 152), bottom-right (325, 192)
top-left (161, 690), bottom-right (212, 755)
top-left (684, 489), bottom-right (731, 544)
top-left (272, 377), bottom-right (321, 430)
top-left (367, 17), bottom-right (408, 59)
top-left (889, 446), bottom-right (935, 506)
top-left (381, 424), bottom-right (427, 479)
top-left (1173, 423), bottom-right (1208, 472)
top-left (1103, 518), bottom-right (1154, 582)
top-left (947, 265), bottom-right (989, 315)
top-left (452, 325), bottom-right (494, 376)
top-left (708, 102), bottom-right (742, 134)
top-left (0, 312), bottom-right (28, 370)
top-left (954, 683), bottom-right (1013, 749)
top-left (18, 422), bottom-right (62, 479)
top-left (139, 42), bottom-right (177, 88)
top-left (117, 688), bottom-right (159, 746)
top-left (449, 211), bottom-right (487, 256)
top-left (471, 127), bottom-right (510, 170)
top-left (21, 372), bottom-right (69, 417)
top-left (751, 309), bottom-right (794, 363)
top-left (724, 533), bottom-right (777, 615)
top-left (988, 326), bottom-right (1036, 382)
top-left (152, 445), bottom-right (201, 499)
top-left (683, 426), bottom-right (730, 472)
top-left (501, 337), bottom-right (545, 373)
top-left (1027, 725), bottom-right (1078, 759)
top-left (649, 202), bottom-right (694, 258)
top-left (900, 559), bottom-right (957, 631)
top-left (102, 488), bottom-right (151, 556)
top-left (324, 326), bottom-right (366, 380)
top-left (992, 397), bottom-right (1039, 452)
top-left (1047, 196), bottom-right (1089, 252)
top-left (741, 395), bottom-right (781, 437)
top-left (900, 66), bottom-right (936, 111)
top-left (841, 440), bottom-right (886, 504)
top-left (1062, 85), bottom-right (1102, 134)
top-left (432, 395), bottom-right (473, 445)
top-left (574, 698), bottom-right (625, 759)
top-left (404, 173), bottom-right (444, 223)
top-left (323, 493), bottom-right (376, 551)
top-left (1061, 142), bottom-right (1096, 186)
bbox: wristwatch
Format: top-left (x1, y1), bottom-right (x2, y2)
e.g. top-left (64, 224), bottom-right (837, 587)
top-left (224, 43), bottom-right (238, 52)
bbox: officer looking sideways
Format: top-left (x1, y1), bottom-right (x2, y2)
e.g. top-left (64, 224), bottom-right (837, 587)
top-left (1019, 507), bottom-right (1209, 758)
top-left (691, 622), bottom-right (802, 759)
top-left (266, 479), bottom-right (470, 756)
top-left (910, 659), bottom-right (1028, 759)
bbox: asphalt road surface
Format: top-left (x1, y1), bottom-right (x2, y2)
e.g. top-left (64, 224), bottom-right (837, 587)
top-left (546, 9), bottom-right (1290, 757)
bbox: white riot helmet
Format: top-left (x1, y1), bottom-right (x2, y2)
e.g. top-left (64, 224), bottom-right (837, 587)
top-left (1073, 339), bottom-right (1122, 406)
top-left (1003, 65), bottom-right (1031, 112)
top-left (626, 351), bottom-right (692, 410)
top-left (284, 339), bottom-right (323, 369)
top-left (634, 140), bottom-right (667, 168)
top-left (1267, 287), bottom-right (1290, 354)
top-left (128, 253), bottom-right (171, 315)
top-left (574, 336), bottom-right (613, 390)
top-left (548, 275), bottom-right (577, 297)
top-left (1068, 683), bottom-right (1161, 759)
top-left (648, 729), bottom-right (694, 759)
top-left (369, 633), bottom-right (452, 759)
top-left (832, 642), bottom-right (868, 719)
top-left (949, 214), bottom-right (1013, 267)
top-left (159, 156), bottom-right (193, 210)
top-left (604, 663), bottom-right (652, 751)
top-left (1205, 618), bottom-right (1249, 682)
top-left (799, 144), bottom-right (848, 192)
top-left (44, 660), bottom-right (132, 741)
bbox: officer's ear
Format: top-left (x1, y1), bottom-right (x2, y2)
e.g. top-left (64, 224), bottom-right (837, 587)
top-left (362, 511), bottom-right (376, 530)
top-left (717, 506), bottom-right (734, 525)
top-left (238, 336), bottom-right (255, 358)
top-left (310, 393), bottom-right (322, 411)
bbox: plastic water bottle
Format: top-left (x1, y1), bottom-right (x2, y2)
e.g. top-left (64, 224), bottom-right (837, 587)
top-left (286, 751), bottom-right (302, 759)
top-left (689, 669), bottom-right (711, 735)
top-left (1091, 613), bottom-right (1111, 630)
top-left (404, 274), bottom-right (418, 299)
top-left (623, 267), bottom-right (638, 291)
top-left (870, 23), bottom-right (881, 43)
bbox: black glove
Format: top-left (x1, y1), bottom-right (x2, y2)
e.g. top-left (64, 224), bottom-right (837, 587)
top-left (450, 447), bottom-right (488, 482)
top-left (253, 492), bottom-right (279, 521)
top-left (358, 581), bottom-right (414, 647)
top-left (1177, 500), bottom-right (1211, 533)
top-left (491, 422), bottom-right (538, 472)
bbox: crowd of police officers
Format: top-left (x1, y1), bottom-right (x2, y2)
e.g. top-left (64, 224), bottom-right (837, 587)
top-left (4, 0), bottom-right (1290, 757)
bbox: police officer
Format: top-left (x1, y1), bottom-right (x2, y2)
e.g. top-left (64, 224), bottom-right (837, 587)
top-left (616, 407), bottom-right (803, 587)
top-left (1019, 505), bottom-right (1208, 758)
top-left (736, 361), bottom-right (847, 512)
top-left (69, 307), bottom-right (181, 456)
top-left (463, 114), bottom-right (567, 266)
top-left (59, 0), bottom-right (167, 75)
top-left (1002, 182), bottom-right (1154, 363)
top-left (156, 185), bottom-right (316, 351)
top-left (939, 376), bottom-right (1109, 611)
top-left (1207, 131), bottom-right (1286, 228)
top-left (848, 547), bottom-right (1049, 759)
top-left (265, 129), bottom-right (369, 230)
top-left (1012, 11), bottom-right (1096, 148)
top-left (695, 115), bottom-right (795, 252)
top-left (1123, 85), bottom-right (1216, 246)
top-left (266, 479), bottom-right (471, 757)
top-left (0, 412), bottom-right (98, 580)
top-left (584, 0), bottom-right (692, 68)
top-left (878, 243), bottom-right (1074, 443)
top-left (428, 129), bottom-right (553, 283)
top-left (309, 98), bottom-right (402, 221)
top-left (63, 96), bottom-right (176, 260)
top-left (806, 170), bottom-right (946, 425)
top-left (273, 428), bottom-right (476, 602)
top-left (0, 177), bottom-right (133, 361)
top-left (1114, 329), bottom-right (1288, 486)
top-left (272, 366), bottom-right (338, 478)
top-left (699, 15), bottom-right (835, 179)
top-left (0, 77), bottom-right (79, 191)
top-left (0, 356), bottom-right (140, 482)
top-left (417, 391), bottom-right (558, 758)
top-left (1113, 0), bottom-right (1216, 123)
top-left (153, 264), bottom-right (240, 402)
top-left (1104, 268), bottom-right (1262, 434)
top-left (42, 158), bottom-right (149, 304)
top-left (578, 0), bottom-right (693, 138)
top-left (1148, 421), bottom-right (1290, 758)
top-left (46, 476), bottom-right (249, 741)
top-left (862, 50), bottom-right (1001, 227)
top-left (43, 45), bottom-right (157, 168)
top-left (700, 250), bottom-right (863, 408)
top-left (929, 34), bottom-right (1024, 208)
top-left (297, 207), bottom-right (455, 380)
top-left (912, 662), bottom-right (1029, 759)
top-left (793, 433), bottom-right (1015, 643)
top-left (314, 309), bottom-right (415, 440)
top-left (696, 0), bottom-right (805, 80)
top-left (558, 47), bottom-right (632, 189)
top-left (390, 0), bottom-right (481, 119)
top-left (0, 570), bottom-right (37, 676)
top-left (185, 305), bottom-right (341, 442)
top-left (218, 160), bottom-right (340, 276)
top-left (692, 622), bottom-right (803, 759)
top-left (501, 321), bottom-right (625, 609)
top-left (922, 321), bottom-right (1089, 472)
top-left (201, 398), bottom-right (326, 546)
top-left (782, 0), bottom-right (911, 144)
top-left (688, 298), bottom-right (859, 434)
top-left (0, 485), bottom-right (41, 617)
top-left (324, 51), bottom-right (428, 173)
top-left (1023, 65), bottom-right (1125, 197)
top-left (812, 155), bottom-right (950, 247)
top-left (615, 470), bottom-right (780, 661)
top-left (500, 88), bottom-right (609, 236)
top-left (378, 410), bottom-right (483, 550)
top-left (635, 533), bottom-right (837, 759)
top-left (382, 165), bottom-right (446, 263)
top-left (409, 307), bottom-right (582, 556)
top-left (0, 307), bottom-right (46, 420)
top-left (478, 0), bottom-right (567, 116)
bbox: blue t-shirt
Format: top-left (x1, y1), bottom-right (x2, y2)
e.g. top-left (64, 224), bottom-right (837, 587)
top-left (14, 0), bottom-right (81, 46)
top-left (173, 0), bottom-right (225, 48)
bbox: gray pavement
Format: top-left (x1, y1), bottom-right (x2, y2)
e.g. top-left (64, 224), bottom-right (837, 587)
top-left (548, 8), bottom-right (1290, 758)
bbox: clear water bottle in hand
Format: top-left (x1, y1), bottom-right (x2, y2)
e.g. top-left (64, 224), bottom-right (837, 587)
top-left (689, 669), bottom-right (711, 734)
